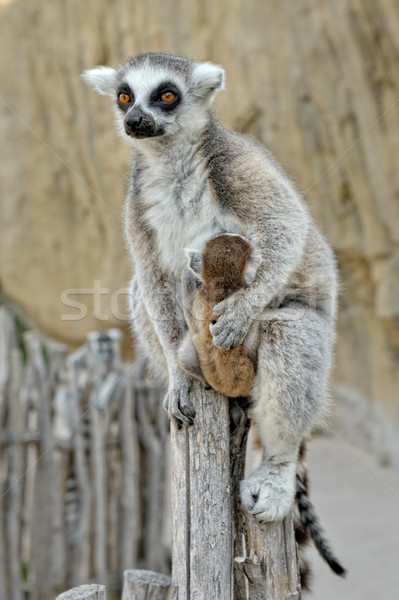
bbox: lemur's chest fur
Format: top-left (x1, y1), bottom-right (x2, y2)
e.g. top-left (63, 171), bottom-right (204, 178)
top-left (138, 148), bottom-right (242, 279)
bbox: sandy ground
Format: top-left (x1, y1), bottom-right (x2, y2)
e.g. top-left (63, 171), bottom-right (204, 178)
top-left (305, 435), bottom-right (399, 599)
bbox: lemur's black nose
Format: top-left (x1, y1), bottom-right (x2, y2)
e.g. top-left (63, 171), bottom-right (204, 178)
top-left (124, 109), bottom-right (146, 134)
top-left (126, 114), bottom-right (143, 130)
top-left (124, 108), bottom-right (158, 138)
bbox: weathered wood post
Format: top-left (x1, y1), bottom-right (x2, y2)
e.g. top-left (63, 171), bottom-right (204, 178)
top-left (122, 570), bottom-right (175, 600)
top-left (170, 384), bottom-right (301, 599)
top-left (170, 383), bottom-right (232, 599)
top-left (55, 572), bottom-right (176, 600)
top-left (56, 584), bottom-right (106, 600)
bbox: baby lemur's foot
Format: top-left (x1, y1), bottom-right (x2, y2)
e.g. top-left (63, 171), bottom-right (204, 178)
top-left (240, 462), bottom-right (296, 523)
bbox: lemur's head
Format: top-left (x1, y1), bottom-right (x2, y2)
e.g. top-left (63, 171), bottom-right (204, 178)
top-left (82, 52), bottom-right (225, 143)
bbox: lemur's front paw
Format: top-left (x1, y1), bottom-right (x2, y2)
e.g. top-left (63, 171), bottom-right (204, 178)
top-left (240, 462), bottom-right (296, 523)
top-left (163, 375), bottom-right (196, 427)
top-left (210, 293), bottom-right (252, 350)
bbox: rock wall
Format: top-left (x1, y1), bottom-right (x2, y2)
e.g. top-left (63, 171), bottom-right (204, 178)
top-left (1, 1), bottom-right (398, 437)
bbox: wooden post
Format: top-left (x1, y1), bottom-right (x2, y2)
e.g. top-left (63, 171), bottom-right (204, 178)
top-left (242, 516), bottom-right (301, 599)
top-left (122, 570), bottom-right (175, 600)
top-left (86, 330), bottom-right (123, 586)
top-left (25, 330), bottom-right (57, 600)
top-left (230, 399), bottom-right (301, 599)
top-left (119, 371), bottom-right (140, 576)
top-left (135, 378), bottom-right (170, 574)
top-left (170, 387), bottom-right (301, 599)
top-left (6, 348), bottom-right (24, 600)
top-left (170, 382), bottom-right (233, 599)
top-left (0, 308), bottom-right (14, 600)
top-left (47, 339), bottom-right (69, 591)
top-left (56, 584), bottom-right (106, 599)
top-left (66, 350), bottom-right (92, 587)
top-left (229, 398), bottom-right (251, 598)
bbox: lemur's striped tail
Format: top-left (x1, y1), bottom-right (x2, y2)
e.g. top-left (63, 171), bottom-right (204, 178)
top-left (295, 475), bottom-right (347, 577)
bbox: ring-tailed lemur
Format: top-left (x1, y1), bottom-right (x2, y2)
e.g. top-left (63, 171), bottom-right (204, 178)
top-left (82, 52), bottom-right (345, 586)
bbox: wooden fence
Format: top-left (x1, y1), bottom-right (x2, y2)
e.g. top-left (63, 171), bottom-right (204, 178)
top-left (0, 307), bottom-right (170, 600)
top-left (1, 306), bottom-right (301, 599)
top-left (54, 384), bottom-right (301, 600)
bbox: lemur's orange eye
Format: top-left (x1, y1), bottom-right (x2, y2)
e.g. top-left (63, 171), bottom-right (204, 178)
top-left (161, 91), bottom-right (176, 103)
top-left (119, 93), bottom-right (130, 104)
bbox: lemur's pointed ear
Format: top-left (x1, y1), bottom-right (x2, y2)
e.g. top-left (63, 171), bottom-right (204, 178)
top-left (184, 248), bottom-right (203, 278)
top-left (81, 66), bottom-right (117, 96)
top-left (190, 62), bottom-right (225, 99)
top-left (244, 255), bottom-right (262, 285)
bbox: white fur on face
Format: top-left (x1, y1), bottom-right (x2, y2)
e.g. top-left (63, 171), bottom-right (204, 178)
top-left (82, 57), bottom-right (226, 146)
top-left (123, 65), bottom-right (186, 107)
top-left (117, 63), bottom-right (214, 141)
top-left (110, 64), bottom-right (189, 145)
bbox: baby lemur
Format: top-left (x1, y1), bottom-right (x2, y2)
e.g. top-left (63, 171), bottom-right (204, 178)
top-left (178, 233), bottom-right (260, 398)
top-left (82, 52), bottom-right (345, 583)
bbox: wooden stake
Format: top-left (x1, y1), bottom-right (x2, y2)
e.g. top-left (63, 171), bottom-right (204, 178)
top-left (122, 569), bottom-right (175, 600)
top-left (119, 370), bottom-right (140, 576)
top-left (170, 387), bottom-right (301, 599)
top-left (242, 515), bottom-right (301, 599)
top-left (26, 331), bottom-right (56, 600)
top-left (6, 349), bottom-right (24, 600)
top-left (56, 584), bottom-right (106, 599)
top-left (170, 382), bottom-right (233, 599)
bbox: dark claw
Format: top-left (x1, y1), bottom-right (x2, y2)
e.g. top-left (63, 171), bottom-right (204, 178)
top-left (182, 405), bottom-right (196, 420)
top-left (251, 509), bottom-right (265, 517)
top-left (186, 415), bottom-right (194, 425)
top-left (177, 414), bottom-right (194, 427)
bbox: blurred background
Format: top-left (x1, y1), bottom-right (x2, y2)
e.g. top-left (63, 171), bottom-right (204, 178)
top-left (0, 0), bottom-right (398, 599)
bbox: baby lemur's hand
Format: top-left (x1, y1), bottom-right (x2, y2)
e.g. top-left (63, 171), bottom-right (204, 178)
top-left (163, 369), bottom-right (196, 426)
top-left (210, 291), bottom-right (255, 350)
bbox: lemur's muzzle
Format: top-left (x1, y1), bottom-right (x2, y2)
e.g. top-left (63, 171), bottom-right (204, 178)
top-left (124, 108), bottom-right (160, 139)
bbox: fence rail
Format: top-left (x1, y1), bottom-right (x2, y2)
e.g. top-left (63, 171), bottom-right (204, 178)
top-left (0, 307), bottom-right (170, 600)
